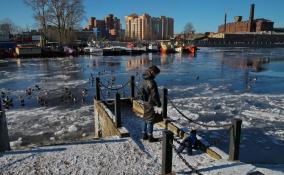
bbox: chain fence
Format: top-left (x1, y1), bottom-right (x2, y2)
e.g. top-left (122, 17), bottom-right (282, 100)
top-left (134, 84), bottom-right (233, 148)
top-left (170, 137), bottom-right (203, 175)
top-left (100, 90), bottom-right (115, 106)
top-left (99, 80), bottom-right (131, 92)
top-left (97, 78), bottom-right (131, 104)
top-left (168, 98), bottom-right (232, 129)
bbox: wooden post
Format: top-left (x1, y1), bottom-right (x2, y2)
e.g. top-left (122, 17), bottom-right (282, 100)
top-left (96, 77), bottom-right (100, 101)
top-left (130, 75), bottom-right (135, 98)
top-left (162, 88), bottom-right (168, 119)
top-left (0, 100), bottom-right (11, 152)
top-left (161, 130), bottom-right (173, 175)
top-left (115, 93), bottom-right (121, 128)
top-left (229, 118), bottom-right (242, 161)
top-left (94, 109), bottom-right (100, 139)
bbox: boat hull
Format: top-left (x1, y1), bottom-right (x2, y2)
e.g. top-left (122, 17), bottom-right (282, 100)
top-left (160, 48), bottom-right (176, 54)
top-left (183, 46), bottom-right (198, 54)
top-left (103, 49), bottom-right (126, 56)
top-left (125, 49), bottom-right (144, 55)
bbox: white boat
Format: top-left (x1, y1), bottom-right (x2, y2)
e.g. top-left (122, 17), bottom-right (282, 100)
top-left (175, 47), bottom-right (183, 53)
top-left (148, 44), bottom-right (159, 52)
top-left (84, 47), bottom-right (103, 55)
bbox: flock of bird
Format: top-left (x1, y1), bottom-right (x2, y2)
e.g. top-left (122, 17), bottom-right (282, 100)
top-left (0, 70), bottom-right (127, 110)
top-left (1, 83), bottom-right (90, 110)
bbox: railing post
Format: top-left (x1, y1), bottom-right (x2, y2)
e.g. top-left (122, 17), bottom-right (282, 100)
top-left (0, 99), bottom-right (11, 152)
top-left (162, 88), bottom-right (168, 119)
top-left (130, 75), bottom-right (135, 98)
top-left (115, 93), bottom-right (121, 128)
top-left (229, 118), bottom-right (242, 161)
top-left (96, 77), bottom-right (100, 101)
top-left (161, 130), bottom-right (173, 175)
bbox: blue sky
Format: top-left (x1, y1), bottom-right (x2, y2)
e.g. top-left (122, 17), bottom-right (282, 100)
top-left (0, 0), bottom-right (284, 33)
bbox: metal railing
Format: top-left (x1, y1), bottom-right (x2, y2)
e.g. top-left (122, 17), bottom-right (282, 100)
top-left (131, 85), bottom-right (243, 174)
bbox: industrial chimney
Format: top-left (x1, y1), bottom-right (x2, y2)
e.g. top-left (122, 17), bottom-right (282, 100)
top-left (224, 13), bottom-right (227, 33)
top-left (248, 4), bottom-right (255, 32)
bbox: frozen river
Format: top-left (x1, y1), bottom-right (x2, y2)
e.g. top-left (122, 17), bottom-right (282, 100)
top-left (1, 47), bottom-right (284, 164)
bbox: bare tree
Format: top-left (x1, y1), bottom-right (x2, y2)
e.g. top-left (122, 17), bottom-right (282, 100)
top-left (0, 18), bottom-right (17, 34)
top-left (24, 0), bottom-right (84, 45)
top-left (48, 0), bottom-right (84, 44)
top-left (184, 22), bottom-right (195, 39)
top-left (24, 0), bottom-right (50, 46)
top-left (184, 22), bottom-right (195, 33)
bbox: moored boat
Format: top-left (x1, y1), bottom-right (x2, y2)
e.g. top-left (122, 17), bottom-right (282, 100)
top-left (83, 47), bottom-right (103, 55)
top-left (160, 42), bottom-right (176, 53)
top-left (175, 47), bottom-right (183, 53)
top-left (183, 45), bottom-right (198, 54)
top-left (15, 44), bottom-right (42, 57)
top-left (64, 46), bottom-right (77, 56)
top-left (148, 43), bottom-right (159, 52)
top-left (174, 45), bottom-right (199, 54)
top-left (125, 43), bottom-right (145, 55)
top-left (103, 46), bottom-right (127, 56)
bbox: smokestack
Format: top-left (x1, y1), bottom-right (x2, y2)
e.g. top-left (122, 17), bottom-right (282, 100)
top-left (248, 4), bottom-right (255, 32)
top-left (224, 13), bottom-right (227, 33)
top-left (249, 4), bottom-right (255, 21)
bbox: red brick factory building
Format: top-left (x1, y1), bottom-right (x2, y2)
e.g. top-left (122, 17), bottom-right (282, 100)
top-left (218, 4), bottom-right (273, 33)
top-left (195, 4), bottom-right (284, 47)
top-left (84, 14), bottom-right (121, 40)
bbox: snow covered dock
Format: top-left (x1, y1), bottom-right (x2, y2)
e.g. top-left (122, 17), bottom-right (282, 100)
top-left (0, 137), bottom-right (264, 175)
top-left (1, 103), bottom-right (279, 175)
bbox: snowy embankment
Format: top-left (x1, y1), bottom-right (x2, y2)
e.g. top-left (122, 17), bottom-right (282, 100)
top-left (1, 107), bottom-right (282, 175)
top-left (0, 138), bottom-right (161, 175)
top-left (0, 137), bottom-right (269, 175)
top-left (1, 139), bottom-right (283, 175)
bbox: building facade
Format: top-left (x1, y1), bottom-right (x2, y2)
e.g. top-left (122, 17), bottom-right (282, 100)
top-left (218, 4), bottom-right (274, 33)
top-left (86, 14), bottom-right (121, 40)
top-left (125, 13), bottom-right (174, 41)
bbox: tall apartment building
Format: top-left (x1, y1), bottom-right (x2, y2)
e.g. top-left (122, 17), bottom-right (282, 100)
top-left (160, 16), bottom-right (174, 40)
top-left (125, 13), bottom-right (174, 41)
top-left (86, 14), bottom-right (121, 40)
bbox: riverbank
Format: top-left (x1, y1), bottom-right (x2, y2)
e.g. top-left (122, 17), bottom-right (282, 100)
top-left (0, 137), bottom-right (283, 174)
top-left (2, 107), bottom-right (281, 175)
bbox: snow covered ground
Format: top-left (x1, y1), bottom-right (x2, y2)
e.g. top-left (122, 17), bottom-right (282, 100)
top-left (2, 108), bottom-right (280, 175)
top-left (3, 138), bottom-right (280, 175)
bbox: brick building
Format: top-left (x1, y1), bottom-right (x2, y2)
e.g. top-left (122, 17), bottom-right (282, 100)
top-left (86, 14), bottom-right (121, 40)
top-left (218, 4), bottom-right (274, 33)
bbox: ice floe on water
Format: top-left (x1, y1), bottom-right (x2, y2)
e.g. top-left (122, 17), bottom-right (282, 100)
top-left (0, 73), bottom-right (46, 84)
top-left (5, 105), bottom-right (94, 149)
top-left (54, 80), bottom-right (88, 87)
top-left (166, 88), bottom-right (284, 163)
